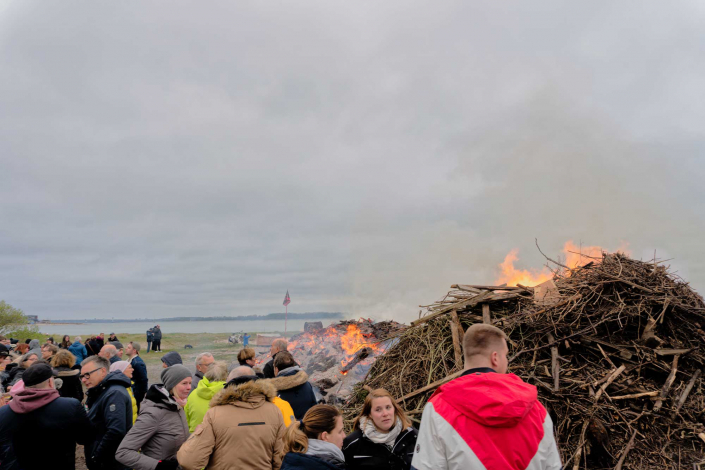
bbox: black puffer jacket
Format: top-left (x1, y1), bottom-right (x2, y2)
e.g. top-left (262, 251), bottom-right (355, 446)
top-left (343, 427), bottom-right (418, 470)
top-left (54, 366), bottom-right (84, 402)
top-left (85, 371), bottom-right (133, 470)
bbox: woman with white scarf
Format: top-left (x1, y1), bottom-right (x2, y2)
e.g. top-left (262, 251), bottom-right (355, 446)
top-left (281, 404), bottom-right (347, 470)
top-left (343, 388), bottom-right (418, 470)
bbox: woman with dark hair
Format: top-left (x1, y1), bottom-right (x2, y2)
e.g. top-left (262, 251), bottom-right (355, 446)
top-left (59, 334), bottom-right (71, 349)
top-left (343, 388), bottom-right (417, 470)
top-left (281, 404), bottom-right (346, 470)
top-left (116, 365), bottom-right (191, 470)
top-left (51, 349), bottom-right (83, 401)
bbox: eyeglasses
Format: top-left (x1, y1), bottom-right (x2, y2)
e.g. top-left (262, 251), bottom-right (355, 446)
top-left (80, 367), bottom-right (103, 380)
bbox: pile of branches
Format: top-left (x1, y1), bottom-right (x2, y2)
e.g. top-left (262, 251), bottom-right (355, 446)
top-left (344, 253), bottom-right (705, 469)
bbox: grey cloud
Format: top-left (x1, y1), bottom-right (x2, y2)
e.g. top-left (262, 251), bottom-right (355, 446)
top-left (1, 0), bottom-right (704, 320)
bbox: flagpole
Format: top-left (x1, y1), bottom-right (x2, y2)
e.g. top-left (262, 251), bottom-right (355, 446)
top-left (285, 304), bottom-right (288, 333)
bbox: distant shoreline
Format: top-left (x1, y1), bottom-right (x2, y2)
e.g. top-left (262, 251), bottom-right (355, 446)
top-left (45, 312), bottom-right (343, 324)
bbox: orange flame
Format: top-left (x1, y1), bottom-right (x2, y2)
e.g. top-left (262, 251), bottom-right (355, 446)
top-left (495, 241), bottom-right (630, 287)
top-left (495, 249), bottom-right (553, 287)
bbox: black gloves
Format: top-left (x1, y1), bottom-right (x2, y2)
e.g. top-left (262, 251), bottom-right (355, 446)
top-left (155, 459), bottom-right (180, 470)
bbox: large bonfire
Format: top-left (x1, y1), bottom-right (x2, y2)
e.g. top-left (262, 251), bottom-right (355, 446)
top-left (344, 250), bottom-right (705, 469)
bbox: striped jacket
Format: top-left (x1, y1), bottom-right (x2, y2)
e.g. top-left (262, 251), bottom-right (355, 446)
top-left (411, 369), bottom-right (562, 470)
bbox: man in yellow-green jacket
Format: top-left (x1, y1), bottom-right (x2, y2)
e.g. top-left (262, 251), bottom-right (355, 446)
top-left (185, 362), bottom-right (227, 432)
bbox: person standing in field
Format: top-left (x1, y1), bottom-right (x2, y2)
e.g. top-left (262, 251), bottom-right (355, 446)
top-left (191, 352), bottom-right (215, 395)
top-left (243, 333), bottom-right (251, 347)
top-left (280, 404), bottom-right (347, 470)
top-left (126, 341), bottom-right (149, 409)
top-left (69, 336), bottom-right (88, 363)
top-left (177, 366), bottom-right (286, 470)
top-left (185, 361), bottom-right (228, 432)
top-left (51, 349), bottom-right (84, 402)
top-left (0, 363), bottom-right (92, 470)
top-left (263, 338), bottom-right (288, 379)
top-left (115, 365), bottom-right (191, 470)
top-left (81, 355), bottom-right (133, 470)
top-left (146, 329), bottom-right (153, 354)
top-left (411, 324), bottom-right (562, 470)
top-left (269, 351), bottom-right (317, 420)
top-left (343, 388), bottom-right (418, 470)
top-left (152, 325), bottom-right (162, 352)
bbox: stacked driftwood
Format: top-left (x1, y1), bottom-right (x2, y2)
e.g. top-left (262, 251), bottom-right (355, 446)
top-left (344, 253), bottom-right (705, 469)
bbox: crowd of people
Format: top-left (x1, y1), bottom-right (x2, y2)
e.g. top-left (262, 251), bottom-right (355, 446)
top-left (0, 323), bottom-right (562, 470)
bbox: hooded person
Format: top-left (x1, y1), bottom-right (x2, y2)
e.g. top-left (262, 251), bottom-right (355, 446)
top-left (185, 362), bottom-right (227, 432)
top-left (0, 363), bottom-right (92, 470)
top-left (110, 361), bottom-right (138, 424)
top-left (411, 324), bottom-right (562, 470)
top-left (266, 351), bottom-right (317, 420)
top-left (281, 404), bottom-right (347, 470)
top-left (82, 355), bottom-right (133, 470)
top-left (27, 339), bottom-right (41, 357)
top-left (116, 365), bottom-right (191, 470)
top-left (161, 351), bottom-right (182, 368)
top-left (177, 365), bottom-right (286, 470)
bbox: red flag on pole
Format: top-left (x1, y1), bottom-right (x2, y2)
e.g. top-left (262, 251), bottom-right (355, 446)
top-left (283, 290), bottom-right (291, 306)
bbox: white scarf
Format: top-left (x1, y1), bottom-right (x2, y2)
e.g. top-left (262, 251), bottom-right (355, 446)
top-left (360, 416), bottom-right (403, 449)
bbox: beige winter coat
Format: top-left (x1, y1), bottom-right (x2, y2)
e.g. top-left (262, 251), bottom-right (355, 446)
top-left (177, 379), bottom-right (286, 470)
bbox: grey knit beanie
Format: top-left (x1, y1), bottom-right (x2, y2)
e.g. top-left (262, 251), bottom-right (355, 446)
top-left (161, 364), bottom-right (192, 392)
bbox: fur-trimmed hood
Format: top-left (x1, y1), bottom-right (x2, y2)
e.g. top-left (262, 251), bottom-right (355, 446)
top-left (265, 368), bottom-right (310, 392)
top-left (210, 378), bottom-right (277, 409)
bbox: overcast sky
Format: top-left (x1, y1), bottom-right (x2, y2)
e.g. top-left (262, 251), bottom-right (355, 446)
top-left (1, 1), bottom-right (704, 321)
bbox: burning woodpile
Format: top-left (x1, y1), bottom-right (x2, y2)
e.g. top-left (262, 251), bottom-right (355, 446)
top-left (260, 319), bottom-right (405, 401)
top-left (344, 252), bottom-right (705, 469)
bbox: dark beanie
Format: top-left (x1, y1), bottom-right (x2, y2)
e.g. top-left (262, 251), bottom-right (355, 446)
top-left (161, 351), bottom-right (183, 367)
top-left (161, 364), bottom-right (191, 391)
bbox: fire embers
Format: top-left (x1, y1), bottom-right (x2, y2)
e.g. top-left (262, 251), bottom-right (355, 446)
top-left (272, 319), bottom-right (404, 402)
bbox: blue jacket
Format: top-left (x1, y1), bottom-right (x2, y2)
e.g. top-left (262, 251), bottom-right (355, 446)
top-left (69, 341), bottom-right (88, 363)
top-left (85, 371), bottom-right (133, 470)
top-left (0, 392), bottom-right (92, 470)
top-left (130, 355), bottom-right (148, 406)
top-left (281, 452), bottom-right (345, 470)
top-left (146, 330), bottom-right (154, 342)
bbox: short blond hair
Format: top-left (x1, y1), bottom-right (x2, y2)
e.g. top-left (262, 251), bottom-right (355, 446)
top-left (463, 324), bottom-right (507, 360)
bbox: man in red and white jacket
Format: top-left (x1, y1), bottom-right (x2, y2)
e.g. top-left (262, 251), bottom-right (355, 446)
top-left (411, 324), bottom-right (562, 470)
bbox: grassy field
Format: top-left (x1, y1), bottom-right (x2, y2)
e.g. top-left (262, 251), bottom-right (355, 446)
top-left (103, 331), bottom-right (297, 383)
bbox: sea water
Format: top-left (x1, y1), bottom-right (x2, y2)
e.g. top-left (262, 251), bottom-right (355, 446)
top-left (38, 318), bottom-right (332, 335)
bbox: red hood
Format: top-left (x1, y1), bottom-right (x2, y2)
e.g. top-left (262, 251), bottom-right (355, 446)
top-left (432, 372), bottom-right (538, 428)
top-left (9, 388), bottom-right (60, 414)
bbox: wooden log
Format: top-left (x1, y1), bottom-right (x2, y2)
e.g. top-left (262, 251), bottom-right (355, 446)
top-left (450, 309), bottom-right (465, 339)
top-left (614, 430), bottom-right (638, 470)
top-left (451, 284), bottom-right (522, 291)
top-left (654, 348), bottom-right (692, 356)
top-left (397, 370), bottom-right (464, 403)
top-left (449, 311), bottom-right (464, 368)
top-left (653, 355), bottom-right (679, 412)
top-left (526, 293), bottom-right (582, 318)
top-left (548, 333), bottom-right (559, 392)
top-left (594, 365), bottom-right (626, 402)
top-left (482, 303), bottom-right (491, 324)
top-left (412, 291), bottom-right (493, 327)
top-left (610, 391), bottom-right (659, 400)
top-left (672, 369), bottom-right (701, 415)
